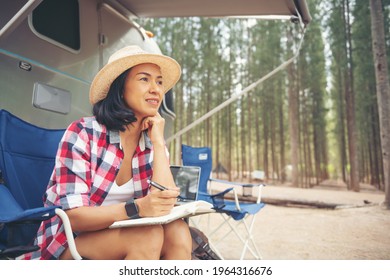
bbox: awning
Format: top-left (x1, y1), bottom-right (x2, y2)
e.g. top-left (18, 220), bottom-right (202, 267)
top-left (117, 0), bottom-right (312, 25)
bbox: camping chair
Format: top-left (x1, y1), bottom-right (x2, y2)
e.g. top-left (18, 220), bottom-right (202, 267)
top-left (181, 144), bottom-right (266, 260)
top-left (0, 110), bottom-right (81, 259)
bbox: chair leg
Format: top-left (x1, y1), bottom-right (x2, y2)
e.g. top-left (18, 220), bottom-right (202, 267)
top-left (206, 214), bottom-right (262, 260)
top-left (240, 215), bottom-right (262, 260)
top-left (191, 213), bottom-right (262, 260)
top-left (225, 216), bottom-right (261, 260)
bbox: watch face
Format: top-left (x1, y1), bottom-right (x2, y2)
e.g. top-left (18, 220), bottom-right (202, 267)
top-left (125, 199), bottom-right (139, 218)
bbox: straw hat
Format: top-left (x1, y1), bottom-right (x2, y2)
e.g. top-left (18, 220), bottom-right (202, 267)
top-left (89, 45), bottom-right (181, 105)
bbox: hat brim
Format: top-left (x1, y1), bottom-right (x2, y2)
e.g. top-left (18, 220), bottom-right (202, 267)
top-left (89, 53), bottom-right (181, 105)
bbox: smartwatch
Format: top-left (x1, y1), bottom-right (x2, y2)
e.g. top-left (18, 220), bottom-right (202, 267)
top-left (125, 198), bottom-right (140, 219)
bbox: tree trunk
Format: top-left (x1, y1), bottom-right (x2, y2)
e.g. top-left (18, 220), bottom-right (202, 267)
top-left (370, 0), bottom-right (390, 209)
top-left (288, 79), bottom-right (299, 186)
top-left (287, 27), bottom-right (300, 187)
top-left (279, 81), bottom-right (286, 183)
top-left (342, 0), bottom-right (360, 191)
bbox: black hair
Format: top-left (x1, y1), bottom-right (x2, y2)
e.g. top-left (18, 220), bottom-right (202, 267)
top-left (92, 68), bottom-right (137, 131)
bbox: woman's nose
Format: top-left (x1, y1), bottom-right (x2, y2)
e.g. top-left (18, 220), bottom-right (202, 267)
top-left (150, 81), bottom-right (163, 94)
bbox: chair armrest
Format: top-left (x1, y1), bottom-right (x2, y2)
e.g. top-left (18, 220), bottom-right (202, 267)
top-left (54, 208), bottom-right (82, 260)
top-left (209, 187), bottom-right (234, 198)
top-left (0, 184), bottom-right (82, 260)
top-left (210, 177), bottom-right (253, 186)
top-left (0, 184), bottom-right (57, 223)
top-left (209, 178), bottom-right (266, 206)
top-left (210, 178), bottom-right (264, 189)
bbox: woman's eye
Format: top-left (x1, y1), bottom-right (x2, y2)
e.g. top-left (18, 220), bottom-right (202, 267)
top-left (140, 77), bottom-right (148, 82)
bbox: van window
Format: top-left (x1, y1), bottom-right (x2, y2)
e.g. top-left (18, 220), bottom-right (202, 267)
top-left (31, 0), bottom-right (80, 51)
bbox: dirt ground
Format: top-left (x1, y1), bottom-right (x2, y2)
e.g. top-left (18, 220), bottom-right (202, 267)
top-left (191, 182), bottom-right (390, 260)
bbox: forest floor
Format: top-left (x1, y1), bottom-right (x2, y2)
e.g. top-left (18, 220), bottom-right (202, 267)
top-left (191, 180), bottom-right (390, 260)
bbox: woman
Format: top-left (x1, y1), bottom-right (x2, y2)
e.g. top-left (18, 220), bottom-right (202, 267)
top-left (22, 45), bottom-right (192, 260)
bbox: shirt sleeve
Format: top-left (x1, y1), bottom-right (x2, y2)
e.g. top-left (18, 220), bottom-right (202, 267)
top-left (51, 120), bottom-right (93, 210)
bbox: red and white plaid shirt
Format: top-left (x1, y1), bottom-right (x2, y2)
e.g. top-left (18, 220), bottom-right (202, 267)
top-left (21, 116), bottom-right (157, 259)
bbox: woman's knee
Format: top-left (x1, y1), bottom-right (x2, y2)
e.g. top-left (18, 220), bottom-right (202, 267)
top-left (163, 220), bottom-right (192, 252)
top-left (124, 225), bottom-right (164, 249)
top-left (166, 219), bottom-right (191, 237)
top-left (144, 224), bottom-right (165, 248)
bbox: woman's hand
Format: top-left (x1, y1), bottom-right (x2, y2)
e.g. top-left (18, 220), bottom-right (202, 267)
top-left (136, 185), bottom-right (180, 217)
top-left (141, 113), bottom-right (165, 146)
top-left (140, 113), bottom-right (178, 217)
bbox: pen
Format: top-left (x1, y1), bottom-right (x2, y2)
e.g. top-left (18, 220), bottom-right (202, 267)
top-left (147, 179), bottom-right (185, 200)
top-left (147, 179), bottom-right (168, 191)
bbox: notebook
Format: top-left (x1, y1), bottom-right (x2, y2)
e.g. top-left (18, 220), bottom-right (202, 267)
top-left (109, 165), bottom-right (212, 228)
top-left (110, 200), bottom-right (214, 228)
top-left (170, 165), bottom-right (201, 203)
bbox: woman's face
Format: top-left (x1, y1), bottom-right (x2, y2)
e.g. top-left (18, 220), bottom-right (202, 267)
top-left (123, 63), bottom-right (164, 119)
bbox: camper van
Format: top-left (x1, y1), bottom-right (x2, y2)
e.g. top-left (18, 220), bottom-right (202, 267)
top-left (0, 0), bottom-right (311, 137)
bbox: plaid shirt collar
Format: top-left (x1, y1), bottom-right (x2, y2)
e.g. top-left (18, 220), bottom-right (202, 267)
top-left (110, 130), bottom-right (152, 152)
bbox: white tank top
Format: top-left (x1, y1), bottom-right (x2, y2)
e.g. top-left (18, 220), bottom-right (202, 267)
top-left (101, 178), bottom-right (134, 206)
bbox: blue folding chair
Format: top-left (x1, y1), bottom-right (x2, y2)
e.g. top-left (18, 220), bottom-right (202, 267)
top-left (0, 110), bottom-right (81, 259)
top-left (182, 144), bottom-right (265, 259)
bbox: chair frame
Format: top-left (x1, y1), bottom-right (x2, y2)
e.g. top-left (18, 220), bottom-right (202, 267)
top-left (206, 180), bottom-right (265, 259)
top-left (182, 144), bottom-right (266, 260)
top-left (0, 110), bottom-right (81, 260)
